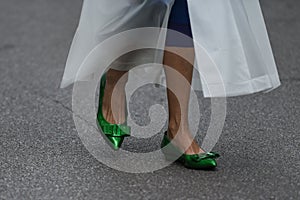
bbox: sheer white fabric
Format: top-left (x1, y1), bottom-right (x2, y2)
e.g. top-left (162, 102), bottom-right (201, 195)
top-left (60, 0), bottom-right (281, 97)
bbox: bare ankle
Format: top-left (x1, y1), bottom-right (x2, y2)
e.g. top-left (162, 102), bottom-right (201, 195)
top-left (167, 124), bottom-right (190, 139)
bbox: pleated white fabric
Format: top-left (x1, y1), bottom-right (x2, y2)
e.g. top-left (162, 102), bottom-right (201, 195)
top-left (60, 0), bottom-right (281, 97)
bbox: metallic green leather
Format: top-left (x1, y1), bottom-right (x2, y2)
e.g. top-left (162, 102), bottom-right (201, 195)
top-left (97, 72), bottom-right (131, 150)
top-left (161, 131), bottom-right (220, 169)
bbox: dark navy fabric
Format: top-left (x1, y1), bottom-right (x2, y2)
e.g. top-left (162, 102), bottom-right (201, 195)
top-left (168, 0), bottom-right (191, 26)
top-left (165, 0), bottom-right (194, 47)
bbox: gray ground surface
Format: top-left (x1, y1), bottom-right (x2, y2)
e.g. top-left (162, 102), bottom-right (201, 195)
top-left (0, 0), bottom-right (299, 199)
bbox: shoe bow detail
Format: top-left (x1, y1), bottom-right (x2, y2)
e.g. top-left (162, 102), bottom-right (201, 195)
top-left (99, 121), bottom-right (131, 137)
top-left (191, 152), bottom-right (220, 161)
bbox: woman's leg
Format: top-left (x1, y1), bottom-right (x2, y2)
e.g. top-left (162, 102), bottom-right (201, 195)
top-left (102, 69), bottom-right (128, 124)
top-left (163, 46), bottom-right (204, 155)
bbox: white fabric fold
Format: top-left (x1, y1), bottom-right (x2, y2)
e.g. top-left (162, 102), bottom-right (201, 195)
top-left (60, 0), bottom-right (281, 97)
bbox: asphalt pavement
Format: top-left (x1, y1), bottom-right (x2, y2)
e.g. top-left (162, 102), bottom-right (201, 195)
top-left (0, 0), bottom-right (299, 199)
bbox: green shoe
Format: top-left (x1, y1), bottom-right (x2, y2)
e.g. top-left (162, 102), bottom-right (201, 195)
top-left (97, 72), bottom-right (131, 150)
top-left (161, 131), bottom-right (220, 170)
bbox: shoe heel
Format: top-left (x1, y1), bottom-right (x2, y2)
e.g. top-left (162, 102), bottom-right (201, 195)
top-left (161, 148), bottom-right (180, 161)
top-left (161, 134), bottom-right (183, 162)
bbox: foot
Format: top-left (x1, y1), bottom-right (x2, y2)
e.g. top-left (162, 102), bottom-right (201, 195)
top-left (97, 72), bottom-right (130, 150)
top-left (166, 127), bottom-right (205, 155)
top-left (161, 132), bottom-right (219, 170)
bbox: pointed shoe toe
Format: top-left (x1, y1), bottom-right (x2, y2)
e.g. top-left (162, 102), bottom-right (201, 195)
top-left (106, 135), bottom-right (125, 150)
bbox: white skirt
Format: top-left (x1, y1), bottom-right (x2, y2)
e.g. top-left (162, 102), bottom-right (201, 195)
top-left (60, 0), bottom-right (281, 97)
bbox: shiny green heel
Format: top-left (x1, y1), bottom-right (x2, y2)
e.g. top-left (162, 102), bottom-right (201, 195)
top-left (97, 72), bottom-right (130, 150)
top-left (161, 131), bottom-right (220, 170)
